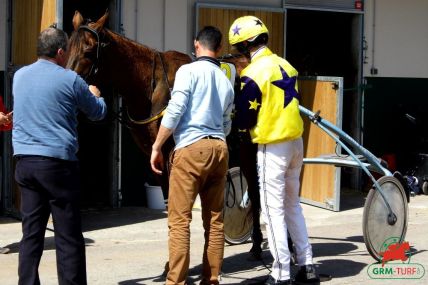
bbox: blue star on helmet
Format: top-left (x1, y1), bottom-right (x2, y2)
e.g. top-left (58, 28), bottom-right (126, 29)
top-left (272, 65), bottom-right (300, 108)
top-left (255, 19), bottom-right (263, 26)
top-left (232, 25), bottom-right (241, 35)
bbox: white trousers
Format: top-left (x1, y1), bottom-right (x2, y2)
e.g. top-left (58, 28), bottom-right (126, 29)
top-left (258, 138), bottom-right (313, 281)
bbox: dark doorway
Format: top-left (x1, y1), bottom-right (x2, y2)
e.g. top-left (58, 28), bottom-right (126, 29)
top-left (286, 9), bottom-right (361, 136)
top-left (285, 9), bottom-right (363, 190)
top-left (63, 0), bottom-right (112, 34)
top-left (63, 0), bottom-right (117, 208)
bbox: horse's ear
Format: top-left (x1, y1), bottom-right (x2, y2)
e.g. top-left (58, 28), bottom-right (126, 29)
top-left (93, 10), bottom-right (109, 32)
top-left (72, 11), bottom-right (84, 30)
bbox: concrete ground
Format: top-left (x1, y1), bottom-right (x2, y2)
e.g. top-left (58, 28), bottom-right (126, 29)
top-left (1, 191), bottom-right (427, 285)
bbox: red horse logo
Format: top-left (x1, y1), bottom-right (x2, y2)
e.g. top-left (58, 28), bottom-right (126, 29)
top-left (380, 241), bottom-right (410, 267)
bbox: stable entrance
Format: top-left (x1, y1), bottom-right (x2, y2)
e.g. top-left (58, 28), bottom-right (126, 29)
top-left (286, 8), bottom-right (363, 211)
top-left (197, 4), bottom-right (363, 211)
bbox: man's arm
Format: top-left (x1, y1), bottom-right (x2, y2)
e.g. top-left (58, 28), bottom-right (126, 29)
top-left (74, 76), bottom-right (107, 121)
top-left (150, 125), bottom-right (173, 175)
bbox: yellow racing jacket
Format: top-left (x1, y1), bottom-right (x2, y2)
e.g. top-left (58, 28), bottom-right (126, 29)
top-left (235, 47), bottom-right (303, 144)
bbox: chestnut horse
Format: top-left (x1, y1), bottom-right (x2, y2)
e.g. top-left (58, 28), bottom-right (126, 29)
top-left (67, 11), bottom-right (192, 195)
top-left (66, 11), bottom-right (251, 198)
top-left (66, 11), bottom-right (265, 254)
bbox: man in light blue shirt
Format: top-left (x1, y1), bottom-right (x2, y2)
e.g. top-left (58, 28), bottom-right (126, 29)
top-left (12, 27), bottom-right (106, 285)
top-left (151, 26), bottom-right (234, 285)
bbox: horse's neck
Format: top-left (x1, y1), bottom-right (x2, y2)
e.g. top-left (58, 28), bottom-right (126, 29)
top-left (102, 30), bottom-right (154, 100)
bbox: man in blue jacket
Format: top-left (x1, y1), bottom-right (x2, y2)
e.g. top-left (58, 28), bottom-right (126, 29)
top-left (12, 27), bottom-right (107, 285)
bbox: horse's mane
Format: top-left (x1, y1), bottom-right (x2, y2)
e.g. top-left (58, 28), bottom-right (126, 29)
top-left (68, 23), bottom-right (158, 57)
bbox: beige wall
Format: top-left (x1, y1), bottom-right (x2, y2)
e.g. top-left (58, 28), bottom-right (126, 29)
top-left (121, 0), bottom-right (282, 54)
top-left (0, 0), bottom-right (6, 71)
top-left (364, 0), bottom-right (428, 78)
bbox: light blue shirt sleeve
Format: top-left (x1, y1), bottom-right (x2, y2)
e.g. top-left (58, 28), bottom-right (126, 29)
top-left (223, 97), bottom-right (233, 136)
top-left (73, 75), bottom-right (107, 121)
top-left (161, 66), bottom-right (190, 130)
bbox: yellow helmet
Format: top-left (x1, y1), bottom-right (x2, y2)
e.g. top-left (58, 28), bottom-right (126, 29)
top-left (229, 16), bottom-right (269, 45)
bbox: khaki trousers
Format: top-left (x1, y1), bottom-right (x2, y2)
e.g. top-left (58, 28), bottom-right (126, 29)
top-left (167, 138), bottom-right (228, 285)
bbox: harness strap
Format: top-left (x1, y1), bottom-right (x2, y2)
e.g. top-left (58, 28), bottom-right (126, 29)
top-left (127, 52), bottom-right (171, 126)
top-left (127, 107), bottom-right (167, 125)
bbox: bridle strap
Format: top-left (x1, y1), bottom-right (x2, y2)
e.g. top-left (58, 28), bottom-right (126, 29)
top-left (77, 25), bottom-right (101, 80)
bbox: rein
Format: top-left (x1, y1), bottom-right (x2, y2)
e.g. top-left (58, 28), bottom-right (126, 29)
top-left (126, 51), bottom-right (171, 125)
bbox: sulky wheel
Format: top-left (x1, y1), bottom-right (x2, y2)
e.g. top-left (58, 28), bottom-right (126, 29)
top-left (363, 176), bottom-right (408, 261)
top-left (422, 181), bottom-right (428, 195)
top-left (223, 167), bottom-right (253, 245)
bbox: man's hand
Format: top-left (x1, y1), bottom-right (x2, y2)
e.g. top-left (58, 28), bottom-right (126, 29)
top-left (0, 111), bottom-right (12, 126)
top-left (150, 125), bottom-right (173, 175)
top-left (150, 147), bottom-right (164, 175)
top-left (89, 85), bottom-right (101, 97)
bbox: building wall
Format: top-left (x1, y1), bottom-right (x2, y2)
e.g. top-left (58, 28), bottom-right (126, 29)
top-left (0, 0), bottom-right (6, 71)
top-left (121, 0), bottom-right (282, 54)
top-left (363, 0), bottom-right (428, 78)
top-left (122, 0), bottom-right (428, 79)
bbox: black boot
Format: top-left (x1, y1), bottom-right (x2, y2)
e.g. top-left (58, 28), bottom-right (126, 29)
top-left (294, 265), bottom-right (320, 285)
top-left (264, 275), bottom-right (292, 285)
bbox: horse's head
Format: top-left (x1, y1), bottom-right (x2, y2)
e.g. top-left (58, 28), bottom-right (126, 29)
top-left (66, 11), bottom-right (109, 80)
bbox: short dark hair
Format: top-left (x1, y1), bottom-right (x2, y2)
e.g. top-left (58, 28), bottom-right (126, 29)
top-left (195, 26), bottom-right (222, 52)
top-left (37, 28), bottom-right (68, 58)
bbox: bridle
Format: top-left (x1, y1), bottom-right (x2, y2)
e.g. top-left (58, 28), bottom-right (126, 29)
top-left (76, 25), bottom-right (172, 126)
top-left (77, 25), bottom-right (103, 80)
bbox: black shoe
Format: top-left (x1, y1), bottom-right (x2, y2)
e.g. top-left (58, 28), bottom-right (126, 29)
top-left (264, 275), bottom-right (292, 285)
top-left (294, 265), bottom-right (320, 285)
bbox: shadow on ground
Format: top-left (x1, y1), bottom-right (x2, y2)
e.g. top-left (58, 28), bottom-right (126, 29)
top-left (119, 235), bottom-right (371, 285)
top-left (4, 237), bottom-right (95, 254)
top-left (81, 207), bottom-right (167, 232)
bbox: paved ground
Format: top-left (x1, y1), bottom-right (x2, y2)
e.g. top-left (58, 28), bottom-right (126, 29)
top-left (1, 191), bottom-right (427, 285)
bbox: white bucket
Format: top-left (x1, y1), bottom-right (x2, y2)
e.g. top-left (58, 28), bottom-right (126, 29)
top-left (145, 185), bottom-right (166, 210)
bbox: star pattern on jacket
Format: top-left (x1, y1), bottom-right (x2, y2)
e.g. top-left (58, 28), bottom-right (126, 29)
top-left (248, 99), bottom-right (261, 110)
top-left (234, 76), bottom-right (262, 130)
top-left (271, 65), bottom-right (299, 108)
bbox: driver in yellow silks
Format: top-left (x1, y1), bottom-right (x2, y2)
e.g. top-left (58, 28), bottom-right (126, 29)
top-left (229, 16), bottom-right (320, 285)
